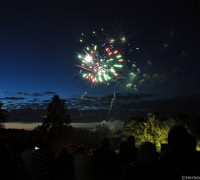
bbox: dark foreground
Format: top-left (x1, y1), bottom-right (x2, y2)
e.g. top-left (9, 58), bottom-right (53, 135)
top-left (0, 125), bottom-right (200, 180)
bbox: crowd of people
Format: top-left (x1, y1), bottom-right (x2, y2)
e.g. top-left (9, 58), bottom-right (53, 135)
top-left (0, 125), bottom-right (200, 180)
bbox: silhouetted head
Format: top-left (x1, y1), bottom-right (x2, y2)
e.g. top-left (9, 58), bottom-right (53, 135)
top-left (137, 142), bottom-right (157, 163)
top-left (127, 135), bottom-right (135, 146)
top-left (62, 146), bottom-right (69, 153)
top-left (77, 144), bottom-right (86, 154)
top-left (35, 137), bottom-right (46, 148)
top-left (23, 137), bottom-right (34, 150)
top-left (168, 125), bottom-right (189, 152)
top-left (101, 138), bottom-right (110, 149)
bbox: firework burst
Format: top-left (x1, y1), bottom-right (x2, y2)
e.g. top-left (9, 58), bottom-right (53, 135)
top-left (77, 31), bottom-right (127, 85)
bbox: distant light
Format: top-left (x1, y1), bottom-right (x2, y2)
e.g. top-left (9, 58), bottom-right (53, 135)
top-left (78, 54), bottom-right (82, 59)
top-left (110, 68), bottom-right (115, 73)
top-left (118, 59), bottom-right (124, 62)
top-left (113, 50), bottom-right (118, 54)
top-left (163, 43), bottom-right (168, 48)
top-left (84, 54), bottom-right (93, 63)
top-left (105, 47), bottom-right (109, 51)
top-left (110, 39), bottom-right (114, 43)
top-left (121, 37), bottom-right (126, 42)
top-left (107, 59), bottom-right (113, 62)
top-left (114, 64), bottom-right (123, 68)
top-left (126, 83), bottom-right (132, 88)
top-left (116, 55), bottom-right (122, 59)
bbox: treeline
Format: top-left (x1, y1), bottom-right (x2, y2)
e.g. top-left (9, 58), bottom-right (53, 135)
top-left (1, 95), bottom-right (200, 152)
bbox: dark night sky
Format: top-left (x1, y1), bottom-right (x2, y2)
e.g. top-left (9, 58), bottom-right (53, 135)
top-left (0, 0), bottom-right (200, 124)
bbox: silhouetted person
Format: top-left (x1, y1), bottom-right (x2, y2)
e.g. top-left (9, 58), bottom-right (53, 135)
top-left (20, 138), bottom-right (34, 179)
top-left (118, 141), bottom-right (128, 169)
top-left (122, 142), bottom-right (159, 180)
top-left (56, 146), bottom-right (73, 180)
top-left (126, 136), bottom-right (138, 162)
top-left (31, 138), bottom-right (55, 180)
top-left (137, 141), bottom-right (159, 163)
top-left (0, 143), bottom-right (17, 180)
top-left (92, 138), bottom-right (117, 180)
top-left (74, 145), bottom-right (91, 180)
top-left (159, 125), bottom-right (200, 179)
top-left (119, 136), bottom-right (138, 169)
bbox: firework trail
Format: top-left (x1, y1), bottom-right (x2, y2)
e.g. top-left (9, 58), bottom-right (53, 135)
top-left (79, 92), bottom-right (87, 116)
top-left (81, 92), bottom-right (87, 100)
top-left (107, 92), bottom-right (116, 121)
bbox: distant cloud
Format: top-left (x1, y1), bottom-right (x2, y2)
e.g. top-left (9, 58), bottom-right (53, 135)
top-left (16, 92), bottom-right (30, 96)
top-left (66, 93), bottom-right (156, 111)
top-left (43, 91), bottom-right (56, 95)
top-left (3, 91), bottom-right (10, 94)
top-left (27, 98), bottom-right (39, 103)
top-left (32, 93), bottom-right (43, 97)
top-left (4, 97), bottom-right (26, 100)
top-left (43, 100), bottom-right (51, 103)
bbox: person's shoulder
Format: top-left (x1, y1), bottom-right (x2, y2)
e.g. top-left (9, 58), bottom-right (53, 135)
top-left (159, 150), bottom-right (174, 162)
top-left (93, 149), bottom-right (101, 155)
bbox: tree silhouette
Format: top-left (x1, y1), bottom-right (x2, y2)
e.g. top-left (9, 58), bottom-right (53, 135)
top-left (0, 102), bottom-right (7, 128)
top-left (42, 95), bottom-right (70, 131)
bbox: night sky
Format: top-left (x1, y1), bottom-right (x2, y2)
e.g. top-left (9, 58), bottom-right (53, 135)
top-left (0, 0), bottom-right (200, 125)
